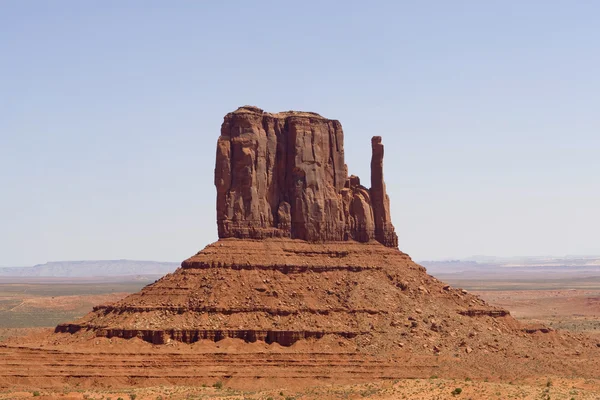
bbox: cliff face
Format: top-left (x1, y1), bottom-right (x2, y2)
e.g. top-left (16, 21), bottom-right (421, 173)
top-left (215, 106), bottom-right (398, 247)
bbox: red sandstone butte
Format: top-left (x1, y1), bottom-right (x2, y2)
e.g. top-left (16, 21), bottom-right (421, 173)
top-left (7, 106), bottom-right (596, 391)
top-left (53, 106), bottom-right (511, 349)
top-left (215, 106), bottom-right (398, 247)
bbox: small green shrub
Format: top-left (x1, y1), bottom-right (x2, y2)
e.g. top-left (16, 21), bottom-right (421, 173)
top-left (451, 387), bottom-right (462, 396)
top-left (213, 381), bottom-right (223, 389)
top-left (267, 397), bottom-right (274, 400)
top-left (32, 392), bottom-right (41, 397)
top-left (130, 395), bottom-right (137, 400)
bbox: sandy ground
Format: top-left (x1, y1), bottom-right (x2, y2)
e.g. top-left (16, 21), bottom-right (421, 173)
top-left (1, 377), bottom-right (599, 399)
top-left (474, 289), bottom-right (600, 339)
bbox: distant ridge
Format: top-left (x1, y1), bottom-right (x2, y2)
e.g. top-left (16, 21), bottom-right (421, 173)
top-left (419, 257), bottom-right (600, 290)
top-left (0, 260), bottom-right (179, 278)
top-left (420, 256), bottom-right (600, 275)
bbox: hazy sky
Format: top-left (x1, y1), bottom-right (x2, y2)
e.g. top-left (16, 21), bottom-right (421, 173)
top-left (1, 1), bottom-right (599, 266)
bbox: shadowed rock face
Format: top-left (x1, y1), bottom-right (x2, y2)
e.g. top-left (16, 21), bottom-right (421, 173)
top-left (215, 106), bottom-right (398, 248)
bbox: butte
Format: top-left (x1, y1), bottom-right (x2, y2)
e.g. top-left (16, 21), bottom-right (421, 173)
top-left (6, 106), bottom-right (596, 388)
top-left (56, 105), bottom-right (508, 348)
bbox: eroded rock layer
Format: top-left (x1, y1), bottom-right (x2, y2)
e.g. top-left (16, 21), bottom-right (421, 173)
top-left (55, 239), bottom-right (512, 348)
top-left (215, 106), bottom-right (398, 247)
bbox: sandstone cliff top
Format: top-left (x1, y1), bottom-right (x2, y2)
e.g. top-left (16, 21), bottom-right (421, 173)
top-left (229, 105), bottom-right (331, 120)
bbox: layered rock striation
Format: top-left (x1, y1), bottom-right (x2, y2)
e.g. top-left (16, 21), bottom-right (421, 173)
top-left (215, 106), bottom-right (398, 247)
top-left (55, 239), bottom-right (510, 348)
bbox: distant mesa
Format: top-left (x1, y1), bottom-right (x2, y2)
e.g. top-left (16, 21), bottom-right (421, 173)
top-left (0, 260), bottom-right (178, 278)
top-left (216, 105), bottom-right (398, 247)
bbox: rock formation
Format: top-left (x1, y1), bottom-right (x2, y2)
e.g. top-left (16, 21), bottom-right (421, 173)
top-left (54, 106), bottom-right (513, 349)
top-left (5, 106), bottom-right (597, 391)
top-left (55, 239), bottom-right (512, 348)
top-left (215, 106), bottom-right (398, 247)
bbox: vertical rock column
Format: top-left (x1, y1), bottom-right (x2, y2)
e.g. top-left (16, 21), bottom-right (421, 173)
top-left (370, 136), bottom-right (399, 248)
top-left (285, 116), bottom-right (347, 242)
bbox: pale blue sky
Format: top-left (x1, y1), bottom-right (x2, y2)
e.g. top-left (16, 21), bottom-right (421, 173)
top-left (1, 1), bottom-right (599, 266)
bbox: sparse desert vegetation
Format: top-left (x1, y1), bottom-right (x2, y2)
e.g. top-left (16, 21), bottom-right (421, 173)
top-left (2, 378), bottom-right (600, 399)
top-left (0, 281), bottom-right (147, 334)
